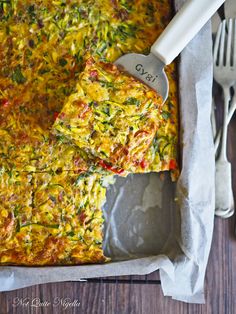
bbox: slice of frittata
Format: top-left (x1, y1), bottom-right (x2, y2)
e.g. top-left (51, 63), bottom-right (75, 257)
top-left (53, 57), bottom-right (178, 175)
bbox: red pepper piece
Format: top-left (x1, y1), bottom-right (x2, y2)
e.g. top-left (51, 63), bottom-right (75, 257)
top-left (79, 212), bottom-right (87, 224)
top-left (140, 159), bottom-right (147, 169)
top-left (1, 99), bottom-right (9, 107)
top-left (169, 159), bottom-right (177, 170)
top-left (114, 168), bottom-right (125, 175)
top-left (99, 160), bottom-right (124, 175)
top-left (53, 111), bottom-right (59, 120)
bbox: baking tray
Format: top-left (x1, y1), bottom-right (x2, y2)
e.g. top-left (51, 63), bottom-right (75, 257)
top-left (0, 0), bottom-right (215, 303)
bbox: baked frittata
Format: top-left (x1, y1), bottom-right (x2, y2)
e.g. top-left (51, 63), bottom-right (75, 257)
top-left (0, 0), bottom-right (178, 265)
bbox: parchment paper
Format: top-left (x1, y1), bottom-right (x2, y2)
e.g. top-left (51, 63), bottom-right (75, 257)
top-left (0, 0), bottom-right (215, 304)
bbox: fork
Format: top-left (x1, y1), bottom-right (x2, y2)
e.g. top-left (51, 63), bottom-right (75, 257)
top-left (213, 84), bottom-right (236, 154)
top-left (213, 18), bottom-right (236, 218)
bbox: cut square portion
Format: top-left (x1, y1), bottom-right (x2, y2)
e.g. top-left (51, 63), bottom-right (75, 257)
top-left (53, 58), bottom-right (166, 173)
top-left (0, 170), bottom-right (112, 265)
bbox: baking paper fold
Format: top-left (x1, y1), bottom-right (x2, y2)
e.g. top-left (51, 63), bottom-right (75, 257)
top-left (0, 0), bottom-right (215, 303)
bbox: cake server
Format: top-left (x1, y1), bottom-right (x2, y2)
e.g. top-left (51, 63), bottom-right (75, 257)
top-left (115, 0), bottom-right (225, 102)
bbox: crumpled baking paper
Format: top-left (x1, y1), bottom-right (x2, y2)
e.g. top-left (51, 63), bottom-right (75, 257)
top-left (0, 0), bottom-right (215, 303)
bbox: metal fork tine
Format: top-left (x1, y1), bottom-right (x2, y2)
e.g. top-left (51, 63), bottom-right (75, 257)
top-left (219, 20), bottom-right (226, 66)
top-left (226, 19), bottom-right (233, 66)
top-left (234, 19), bottom-right (236, 66)
top-left (214, 22), bottom-right (222, 64)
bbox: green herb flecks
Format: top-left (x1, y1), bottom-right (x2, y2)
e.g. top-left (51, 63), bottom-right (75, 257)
top-left (59, 58), bottom-right (68, 67)
top-left (125, 97), bottom-right (140, 106)
top-left (12, 66), bottom-right (27, 84)
top-left (27, 4), bottom-right (37, 24)
top-left (20, 222), bottom-right (60, 229)
top-left (161, 111), bottom-right (171, 120)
